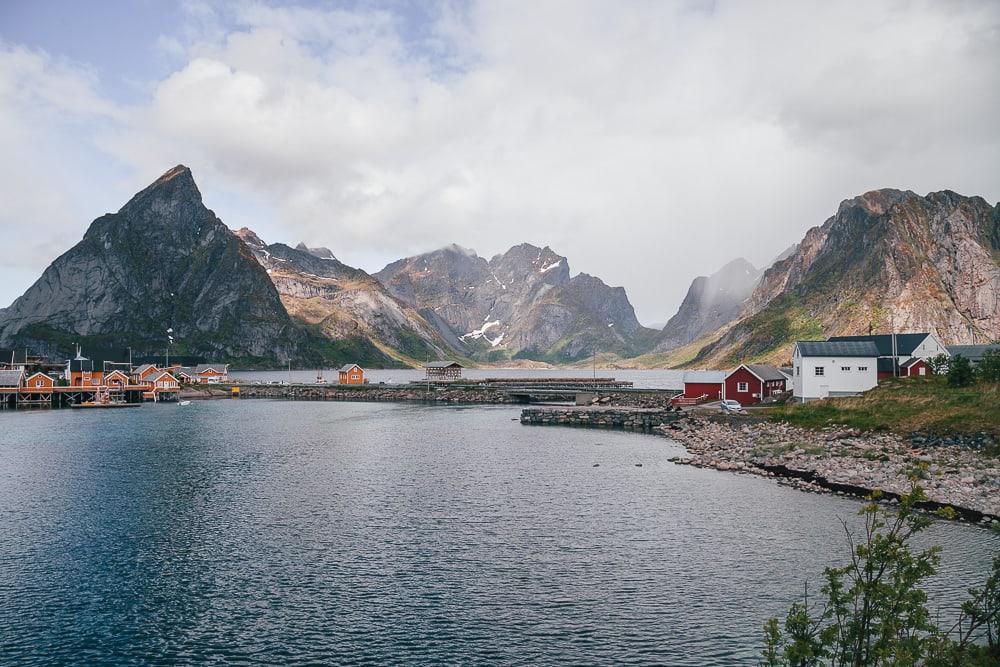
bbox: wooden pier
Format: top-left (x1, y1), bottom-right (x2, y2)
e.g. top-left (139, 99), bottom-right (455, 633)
top-left (0, 385), bottom-right (177, 410)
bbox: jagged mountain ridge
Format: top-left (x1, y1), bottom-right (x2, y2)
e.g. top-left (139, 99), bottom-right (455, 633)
top-left (654, 258), bottom-right (762, 352)
top-left (0, 165), bottom-right (368, 365)
top-left (235, 228), bottom-right (453, 364)
top-left (375, 244), bottom-right (657, 362)
top-left (687, 188), bottom-right (1000, 366)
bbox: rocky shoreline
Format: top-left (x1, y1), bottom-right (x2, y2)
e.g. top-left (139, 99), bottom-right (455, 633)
top-left (659, 417), bottom-right (999, 525)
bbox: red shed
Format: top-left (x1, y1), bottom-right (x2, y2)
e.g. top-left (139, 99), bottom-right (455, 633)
top-left (900, 357), bottom-right (932, 377)
top-left (724, 364), bottom-right (787, 405)
top-left (682, 370), bottom-right (726, 401)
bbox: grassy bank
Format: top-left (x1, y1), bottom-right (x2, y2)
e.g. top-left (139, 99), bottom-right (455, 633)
top-left (765, 376), bottom-right (1000, 435)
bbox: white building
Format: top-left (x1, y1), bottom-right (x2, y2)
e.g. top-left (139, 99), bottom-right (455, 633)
top-left (792, 341), bottom-right (880, 402)
top-left (827, 333), bottom-right (948, 376)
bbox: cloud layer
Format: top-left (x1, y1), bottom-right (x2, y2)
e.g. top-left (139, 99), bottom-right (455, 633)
top-left (2, 0), bottom-right (999, 322)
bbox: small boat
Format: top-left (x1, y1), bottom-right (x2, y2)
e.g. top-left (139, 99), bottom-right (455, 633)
top-left (179, 400), bottom-right (191, 406)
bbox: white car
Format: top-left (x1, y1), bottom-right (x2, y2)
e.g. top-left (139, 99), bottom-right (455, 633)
top-left (720, 399), bottom-right (743, 413)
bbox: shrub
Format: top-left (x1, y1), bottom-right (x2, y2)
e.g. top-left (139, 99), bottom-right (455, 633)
top-left (948, 355), bottom-right (975, 388)
top-left (977, 349), bottom-right (1000, 383)
top-left (760, 486), bottom-right (1000, 666)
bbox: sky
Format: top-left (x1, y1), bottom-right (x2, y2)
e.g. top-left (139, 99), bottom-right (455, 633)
top-left (1, 0), bottom-right (998, 325)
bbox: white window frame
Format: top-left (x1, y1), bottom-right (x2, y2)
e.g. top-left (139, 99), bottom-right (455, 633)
top-left (841, 366), bottom-right (851, 372)
top-left (858, 366), bottom-right (868, 372)
top-left (814, 366), bottom-right (825, 376)
top-left (737, 381), bottom-right (748, 392)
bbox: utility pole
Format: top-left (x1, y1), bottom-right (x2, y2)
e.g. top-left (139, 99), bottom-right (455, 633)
top-left (992, 275), bottom-right (1000, 344)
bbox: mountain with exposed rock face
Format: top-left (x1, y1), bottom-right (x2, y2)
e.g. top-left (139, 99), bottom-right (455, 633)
top-left (686, 188), bottom-right (1000, 366)
top-left (654, 258), bottom-right (763, 352)
top-left (235, 228), bottom-right (452, 364)
top-left (0, 166), bottom-right (393, 366)
top-left (375, 243), bottom-right (657, 362)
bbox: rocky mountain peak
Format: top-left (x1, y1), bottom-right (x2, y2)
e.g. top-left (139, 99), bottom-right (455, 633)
top-left (119, 165), bottom-right (201, 213)
top-left (654, 258), bottom-right (763, 352)
top-left (235, 227), bottom-right (267, 249)
top-left (293, 243), bottom-right (337, 260)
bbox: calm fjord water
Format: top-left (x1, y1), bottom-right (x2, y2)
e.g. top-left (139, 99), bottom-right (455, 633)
top-left (0, 401), bottom-right (996, 666)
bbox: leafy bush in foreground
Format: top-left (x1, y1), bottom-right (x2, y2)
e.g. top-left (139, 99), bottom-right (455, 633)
top-left (760, 487), bottom-right (999, 666)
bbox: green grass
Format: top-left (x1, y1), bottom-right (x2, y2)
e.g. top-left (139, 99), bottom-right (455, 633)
top-left (766, 376), bottom-right (1000, 435)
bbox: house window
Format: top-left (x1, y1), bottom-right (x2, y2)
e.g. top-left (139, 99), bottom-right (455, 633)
top-left (858, 366), bottom-right (868, 372)
top-left (919, 367), bottom-right (926, 376)
top-left (737, 382), bottom-right (748, 392)
top-left (814, 367), bottom-right (825, 376)
top-left (795, 366), bottom-right (800, 376)
top-left (841, 366), bottom-right (851, 372)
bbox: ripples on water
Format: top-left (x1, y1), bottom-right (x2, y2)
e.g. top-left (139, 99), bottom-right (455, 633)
top-left (0, 402), bottom-right (996, 666)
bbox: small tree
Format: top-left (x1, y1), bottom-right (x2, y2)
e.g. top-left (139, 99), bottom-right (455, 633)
top-left (760, 486), bottom-right (1000, 666)
top-left (976, 349), bottom-right (1000, 383)
top-left (948, 355), bottom-right (975, 388)
top-left (927, 353), bottom-right (950, 375)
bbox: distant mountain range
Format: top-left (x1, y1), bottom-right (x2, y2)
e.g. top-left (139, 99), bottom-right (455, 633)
top-left (375, 244), bottom-right (658, 363)
top-left (1, 167), bottom-right (996, 368)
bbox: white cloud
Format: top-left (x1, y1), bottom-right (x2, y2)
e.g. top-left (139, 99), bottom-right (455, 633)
top-left (2, 1), bottom-right (999, 322)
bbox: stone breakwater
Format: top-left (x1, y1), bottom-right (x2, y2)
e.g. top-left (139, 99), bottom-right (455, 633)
top-left (232, 384), bottom-right (516, 404)
top-left (520, 407), bottom-right (683, 432)
top-left (661, 417), bottom-right (1000, 523)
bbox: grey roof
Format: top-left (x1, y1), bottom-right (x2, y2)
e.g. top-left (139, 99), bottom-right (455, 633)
top-left (339, 364), bottom-right (362, 372)
top-left (0, 369), bottom-right (24, 387)
top-left (742, 364), bottom-right (788, 382)
top-left (828, 333), bottom-right (933, 356)
top-left (425, 361), bottom-right (463, 368)
top-left (683, 370), bottom-right (726, 384)
top-left (133, 363), bottom-right (157, 375)
top-left (149, 370), bottom-right (177, 382)
top-left (900, 357), bottom-right (925, 369)
top-left (796, 341), bottom-right (880, 358)
top-left (947, 344), bottom-right (1000, 363)
top-left (195, 363), bottom-right (229, 374)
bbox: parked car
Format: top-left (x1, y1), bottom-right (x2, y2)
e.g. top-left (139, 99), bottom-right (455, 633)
top-left (720, 399), bottom-right (743, 413)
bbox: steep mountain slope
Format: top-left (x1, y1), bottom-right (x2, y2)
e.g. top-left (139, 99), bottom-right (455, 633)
top-left (655, 258), bottom-right (762, 351)
top-left (689, 189), bottom-right (1000, 366)
top-left (235, 229), bottom-right (453, 364)
top-left (375, 244), bottom-right (657, 362)
top-left (0, 166), bottom-right (392, 366)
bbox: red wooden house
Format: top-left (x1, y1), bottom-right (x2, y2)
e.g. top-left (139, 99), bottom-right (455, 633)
top-left (105, 370), bottom-right (130, 389)
top-left (724, 364), bottom-right (788, 405)
top-left (681, 370), bottom-right (726, 401)
top-left (900, 357), bottom-right (932, 377)
top-left (25, 371), bottom-right (54, 390)
top-left (338, 364), bottom-right (365, 385)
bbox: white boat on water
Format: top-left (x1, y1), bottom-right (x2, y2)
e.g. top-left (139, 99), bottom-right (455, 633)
top-left (179, 400), bottom-right (191, 406)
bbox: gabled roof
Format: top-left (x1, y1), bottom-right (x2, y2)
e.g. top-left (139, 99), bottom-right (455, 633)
top-left (339, 364), bottom-right (362, 373)
top-left (683, 370), bottom-right (726, 384)
top-left (734, 364), bottom-right (787, 382)
top-left (425, 361), bottom-right (463, 368)
top-left (195, 363), bottom-right (228, 374)
top-left (134, 363), bottom-right (157, 375)
top-left (175, 367), bottom-right (195, 377)
top-left (795, 341), bottom-right (880, 358)
top-left (0, 369), bottom-right (25, 387)
top-left (827, 333), bottom-right (933, 357)
top-left (105, 369), bottom-right (130, 380)
top-left (900, 357), bottom-right (925, 369)
top-left (149, 370), bottom-right (178, 383)
top-left (946, 344), bottom-right (1000, 363)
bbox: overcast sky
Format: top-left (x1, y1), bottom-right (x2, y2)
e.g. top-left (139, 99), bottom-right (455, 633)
top-left (1, 0), bottom-right (998, 324)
